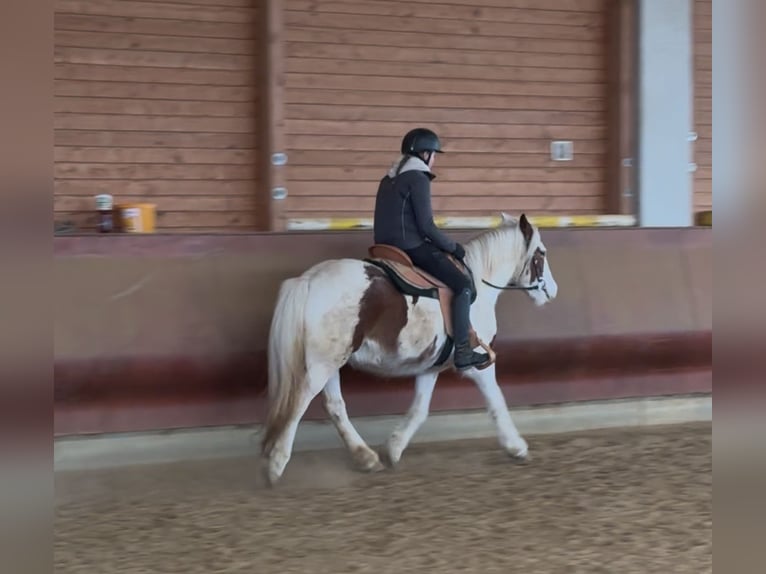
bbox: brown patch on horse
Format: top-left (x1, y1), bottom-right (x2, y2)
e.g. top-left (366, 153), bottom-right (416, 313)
top-left (353, 265), bottom-right (408, 353)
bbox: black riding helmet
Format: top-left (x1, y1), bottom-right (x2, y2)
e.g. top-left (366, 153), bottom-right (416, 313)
top-left (401, 127), bottom-right (444, 156)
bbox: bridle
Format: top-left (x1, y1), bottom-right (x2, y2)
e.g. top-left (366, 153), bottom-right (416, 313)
top-left (480, 248), bottom-right (548, 295)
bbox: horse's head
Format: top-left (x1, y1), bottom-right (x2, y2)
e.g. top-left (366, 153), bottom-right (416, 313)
top-left (500, 212), bottom-right (558, 306)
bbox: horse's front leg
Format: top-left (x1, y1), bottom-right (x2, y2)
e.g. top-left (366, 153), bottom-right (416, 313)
top-left (467, 364), bottom-right (528, 459)
top-left (386, 371), bottom-right (439, 466)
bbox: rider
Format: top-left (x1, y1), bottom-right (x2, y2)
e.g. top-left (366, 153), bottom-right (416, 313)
top-left (373, 127), bottom-right (490, 371)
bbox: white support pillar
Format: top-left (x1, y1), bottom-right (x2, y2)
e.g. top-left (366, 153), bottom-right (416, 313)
top-left (637, 0), bottom-right (694, 226)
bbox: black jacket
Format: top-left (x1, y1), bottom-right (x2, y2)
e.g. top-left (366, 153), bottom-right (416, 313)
top-left (373, 155), bottom-right (457, 253)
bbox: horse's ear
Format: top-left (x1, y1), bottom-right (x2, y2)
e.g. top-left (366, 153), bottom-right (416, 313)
top-left (500, 212), bottom-right (515, 226)
top-left (519, 213), bottom-right (534, 246)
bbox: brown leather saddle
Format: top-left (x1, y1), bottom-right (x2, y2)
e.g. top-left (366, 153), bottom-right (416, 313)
top-left (365, 244), bottom-right (495, 370)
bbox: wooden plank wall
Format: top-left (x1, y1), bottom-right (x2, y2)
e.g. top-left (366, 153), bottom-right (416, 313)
top-left (283, 0), bottom-right (609, 220)
top-left (54, 0), bottom-right (262, 232)
top-left (693, 0), bottom-right (712, 213)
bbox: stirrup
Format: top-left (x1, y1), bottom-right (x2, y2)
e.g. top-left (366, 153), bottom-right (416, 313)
top-left (454, 349), bottom-right (493, 372)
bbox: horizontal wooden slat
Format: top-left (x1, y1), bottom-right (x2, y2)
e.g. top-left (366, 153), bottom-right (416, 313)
top-left (693, 180), bottom-right (712, 194)
top-left (55, 97), bottom-right (257, 117)
top-left (55, 46), bottom-right (257, 70)
top-left (55, 130), bottom-right (257, 148)
top-left (55, 63), bottom-right (256, 85)
top-left (55, 147), bottom-right (257, 164)
top-left (369, 0), bottom-right (605, 11)
top-left (693, 15), bottom-right (711, 30)
top-left (56, 0), bottom-right (256, 24)
top-left (288, 166), bottom-right (604, 183)
top-left (695, 125), bottom-right (712, 139)
top-left (694, 42), bottom-right (711, 57)
top-left (55, 163), bottom-right (257, 180)
top-left (694, 97), bottom-right (711, 113)
top-left (55, 80), bottom-right (256, 102)
top-left (285, 10), bottom-right (602, 41)
top-left (55, 14), bottom-right (254, 39)
top-left (129, 0), bottom-right (255, 7)
top-left (286, 135), bottom-right (607, 155)
top-left (286, 209), bottom-right (605, 220)
top-left (57, 210), bottom-right (258, 228)
top-left (55, 30), bottom-right (256, 55)
top-left (285, 120), bottom-right (606, 140)
top-left (56, 179), bottom-right (257, 196)
top-left (55, 194), bottom-right (257, 212)
top-left (55, 114), bottom-right (256, 133)
top-left (288, 0), bottom-right (603, 27)
top-left (694, 193), bottom-right (712, 210)
top-left (287, 74), bottom-right (605, 97)
top-left (285, 89), bottom-right (604, 112)
top-left (155, 227), bottom-right (254, 233)
top-left (286, 194), bottom-right (604, 212)
top-left (286, 27), bottom-right (604, 56)
top-left (285, 42), bottom-right (605, 70)
top-left (693, 154), bottom-right (712, 169)
top-left (285, 58), bottom-right (602, 83)
top-left (288, 181), bottom-right (603, 197)
top-left (696, 71), bottom-right (711, 86)
top-left (288, 150), bottom-right (605, 168)
top-left (154, 211), bottom-right (257, 227)
top-left (286, 104), bottom-right (603, 126)
top-left (693, 27), bottom-right (712, 43)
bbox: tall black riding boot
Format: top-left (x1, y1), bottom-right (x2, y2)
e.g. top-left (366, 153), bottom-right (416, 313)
top-left (452, 287), bottom-right (489, 371)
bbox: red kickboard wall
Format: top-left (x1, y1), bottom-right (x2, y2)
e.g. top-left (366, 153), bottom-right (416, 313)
top-left (54, 228), bottom-right (712, 436)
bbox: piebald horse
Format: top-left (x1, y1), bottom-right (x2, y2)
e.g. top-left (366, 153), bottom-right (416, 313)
top-left (261, 213), bottom-right (558, 485)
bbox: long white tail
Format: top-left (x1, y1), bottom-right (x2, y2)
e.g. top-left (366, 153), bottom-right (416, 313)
top-left (261, 275), bottom-right (311, 456)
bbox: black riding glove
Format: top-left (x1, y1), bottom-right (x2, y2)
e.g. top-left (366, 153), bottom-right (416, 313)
top-left (453, 243), bottom-right (466, 261)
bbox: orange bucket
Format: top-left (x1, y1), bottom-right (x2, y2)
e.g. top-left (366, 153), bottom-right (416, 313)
top-left (116, 203), bottom-right (157, 233)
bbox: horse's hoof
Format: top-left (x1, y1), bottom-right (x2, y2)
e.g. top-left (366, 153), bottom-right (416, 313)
top-left (508, 450), bottom-right (530, 463)
top-left (353, 447), bottom-right (385, 473)
top-left (375, 445), bottom-right (396, 470)
top-left (364, 459), bottom-right (386, 473)
top-left (506, 441), bottom-right (529, 462)
top-left (260, 455), bottom-right (286, 487)
top-left (261, 464), bottom-right (277, 488)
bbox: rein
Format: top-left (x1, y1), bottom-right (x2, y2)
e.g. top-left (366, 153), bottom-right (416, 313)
top-left (481, 278), bottom-right (543, 291)
top-left (456, 256), bottom-right (544, 293)
top-left (476, 248), bottom-right (547, 294)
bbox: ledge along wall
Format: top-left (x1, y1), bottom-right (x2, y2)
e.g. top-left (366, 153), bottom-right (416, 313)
top-left (54, 227), bottom-right (711, 436)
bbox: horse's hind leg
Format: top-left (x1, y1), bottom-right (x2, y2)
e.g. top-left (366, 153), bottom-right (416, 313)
top-left (323, 371), bottom-right (384, 473)
top-left (265, 363), bottom-right (333, 485)
top-left (385, 371), bottom-right (438, 466)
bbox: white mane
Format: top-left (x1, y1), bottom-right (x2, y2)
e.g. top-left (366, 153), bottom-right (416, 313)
top-left (464, 220), bottom-right (527, 289)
